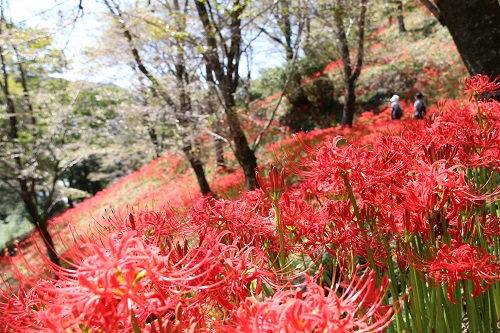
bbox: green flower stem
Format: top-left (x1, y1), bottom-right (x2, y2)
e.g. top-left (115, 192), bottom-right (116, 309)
top-left (474, 94), bottom-right (485, 128)
top-left (262, 282), bottom-right (273, 298)
top-left (482, 291), bottom-right (491, 333)
top-left (493, 251), bottom-right (500, 320)
top-left (489, 287), bottom-right (498, 333)
top-left (385, 246), bottom-right (405, 332)
top-left (273, 199), bottom-right (286, 269)
top-left (464, 280), bottom-right (480, 333)
top-left (429, 287), bottom-right (436, 331)
top-left (340, 172), bottom-right (361, 221)
top-left (435, 286), bottom-right (462, 333)
top-left (409, 265), bottom-right (426, 333)
top-left (399, 272), bottom-right (412, 329)
top-left (341, 172), bottom-right (377, 273)
top-left (433, 285), bottom-right (449, 333)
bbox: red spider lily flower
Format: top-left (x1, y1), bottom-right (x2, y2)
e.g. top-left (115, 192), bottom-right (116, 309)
top-left (193, 239), bottom-right (279, 312)
top-left (462, 75), bottom-right (500, 100)
top-left (256, 165), bottom-right (286, 201)
top-left (383, 208), bottom-right (425, 244)
top-left (225, 269), bottom-right (394, 333)
top-left (480, 214), bottom-right (500, 245)
top-left (103, 209), bottom-right (189, 247)
top-left (320, 200), bottom-right (365, 256)
top-left (190, 194), bottom-right (275, 245)
top-left (436, 98), bottom-right (447, 112)
top-left (0, 282), bottom-right (45, 331)
top-left (426, 243), bottom-right (500, 303)
top-left (2, 231), bottom-right (239, 332)
top-left (396, 160), bottom-right (488, 226)
top-left (278, 192), bottom-right (328, 254)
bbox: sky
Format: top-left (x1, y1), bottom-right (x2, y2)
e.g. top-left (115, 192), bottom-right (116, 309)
top-left (8, 0), bottom-right (135, 87)
top-left (7, 0), bottom-right (283, 88)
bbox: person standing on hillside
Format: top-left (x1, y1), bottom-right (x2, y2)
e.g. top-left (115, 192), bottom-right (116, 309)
top-left (413, 92), bottom-right (426, 119)
top-left (390, 95), bottom-right (403, 120)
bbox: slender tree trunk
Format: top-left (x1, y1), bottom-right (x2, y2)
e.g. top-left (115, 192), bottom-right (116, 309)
top-left (279, 0), bottom-right (294, 61)
top-left (182, 145), bottom-right (211, 195)
top-left (20, 186), bottom-right (60, 267)
top-left (214, 137), bottom-right (225, 168)
top-left (279, 0), bottom-right (311, 119)
top-left (38, 221), bottom-right (61, 267)
top-left (105, 0), bottom-right (214, 195)
top-left (341, 78), bottom-right (357, 125)
top-left (432, 0), bottom-right (500, 79)
top-left (226, 106), bottom-right (258, 190)
top-left (194, 0), bottom-right (259, 190)
top-left (395, 0), bottom-right (406, 33)
top-left (147, 127), bottom-right (162, 158)
top-left (334, 0), bottom-right (367, 127)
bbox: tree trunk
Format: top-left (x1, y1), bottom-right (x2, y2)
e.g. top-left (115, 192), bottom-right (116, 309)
top-left (20, 186), bottom-right (60, 267)
top-left (420, 0), bottom-right (444, 25)
top-left (341, 79), bottom-right (356, 126)
top-left (182, 145), bottom-right (211, 195)
top-left (147, 126), bottom-right (162, 158)
top-left (38, 221), bottom-right (61, 268)
top-left (433, 0), bottom-right (500, 79)
top-left (334, 0), bottom-right (367, 127)
top-left (214, 137), bottom-right (225, 168)
top-left (226, 108), bottom-right (258, 190)
top-left (194, 0), bottom-right (259, 190)
top-left (396, 0), bottom-right (406, 33)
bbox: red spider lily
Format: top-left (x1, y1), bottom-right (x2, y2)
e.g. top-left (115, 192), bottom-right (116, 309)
top-left (425, 243), bottom-right (500, 303)
top-left (224, 269), bottom-right (394, 333)
top-left (0, 282), bottom-right (44, 331)
top-left (462, 74), bottom-right (500, 100)
top-left (295, 135), bottom-right (411, 206)
top-left (193, 239), bottom-right (279, 312)
top-left (278, 192), bottom-right (328, 254)
top-left (395, 160), bottom-right (486, 224)
top-left (256, 165), bottom-right (286, 201)
top-left (383, 208), bottom-right (424, 244)
top-left (480, 214), bottom-right (500, 245)
top-left (189, 194), bottom-right (275, 245)
top-left (436, 98), bottom-right (447, 112)
top-left (421, 142), bottom-right (458, 165)
top-left (2, 231), bottom-right (264, 332)
top-left (105, 209), bottom-right (189, 246)
top-left (320, 200), bottom-right (365, 256)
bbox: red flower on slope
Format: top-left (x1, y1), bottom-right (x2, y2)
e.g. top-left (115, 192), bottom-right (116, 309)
top-left (396, 160), bottom-right (484, 223)
top-left (225, 269), bottom-right (393, 333)
top-left (190, 193), bottom-right (275, 244)
top-left (426, 243), bottom-right (500, 303)
top-left (462, 74), bottom-right (500, 100)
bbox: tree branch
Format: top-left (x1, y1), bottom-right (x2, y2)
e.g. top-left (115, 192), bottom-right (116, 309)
top-left (253, 11), bottom-right (304, 151)
top-left (352, 0), bottom-right (367, 82)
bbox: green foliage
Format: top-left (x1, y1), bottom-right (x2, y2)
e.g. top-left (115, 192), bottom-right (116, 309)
top-left (281, 53), bottom-right (339, 132)
top-left (0, 202), bottom-right (33, 250)
top-left (250, 66), bottom-right (288, 100)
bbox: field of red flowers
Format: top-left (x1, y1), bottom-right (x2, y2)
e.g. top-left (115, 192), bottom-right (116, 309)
top-left (1, 75), bottom-right (499, 332)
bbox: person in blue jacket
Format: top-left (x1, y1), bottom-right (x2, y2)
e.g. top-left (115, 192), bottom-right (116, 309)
top-left (413, 92), bottom-right (426, 119)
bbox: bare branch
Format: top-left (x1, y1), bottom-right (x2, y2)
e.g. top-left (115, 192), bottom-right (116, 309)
top-left (253, 9), bottom-right (304, 151)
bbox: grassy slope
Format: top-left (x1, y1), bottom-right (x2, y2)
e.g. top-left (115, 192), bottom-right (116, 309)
top-left (1, 5), bottom-right (468, 275)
